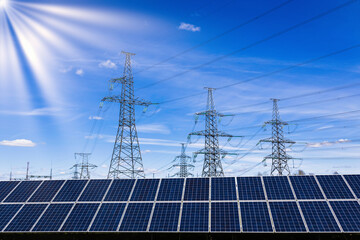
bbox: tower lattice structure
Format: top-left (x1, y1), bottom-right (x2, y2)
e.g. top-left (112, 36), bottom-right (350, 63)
top-left (172, 143), bottom-right (194, 178)
top-left (102, 51), bottom-right (153, 179)
top-left (260, 99), bottom-right (295, 176)
top-left (73, 153), bottom-right (97, 179)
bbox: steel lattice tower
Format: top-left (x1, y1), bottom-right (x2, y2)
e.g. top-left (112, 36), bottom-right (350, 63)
top-left (172, 143), bottom-right (194, 178)
top-left (73, 153), bottom-right (97, 179)
top-left (260, 99), bottom-right (295, 176)
top-left (102, 51), bottom-right (152, 179)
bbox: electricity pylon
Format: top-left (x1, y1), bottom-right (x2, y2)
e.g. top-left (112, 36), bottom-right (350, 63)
top-left (189, 88), bottom-right (241, 177)
top-left (73, 153), bottom-right (97, 179)
top-left (101, 51), bottom-right (154, 179)
top-left (171, 143), bottom-right (194, 178)
top-left (260, 99), bottom-right (295, 176)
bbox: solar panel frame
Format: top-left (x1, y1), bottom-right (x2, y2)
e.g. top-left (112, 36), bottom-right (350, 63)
top-left (78, 179), bottom-right (111, 202)
top-left (330, 200), bottom-right (360, 232)
top-left (53, 180), bottom-right (89, 202)
top-left (180, 202), bottom-right (209, 232)
top-left (237, 177), bottom-right (265, 200)
top-left (263, 176), bottom-right (295, 200)
top-left (240, 202), bottom-right (273, 232)
top-left (156, 178), bottom-right (184, 201)
top-left (211, 202), bottom-right (240, 232)
top-left (119, 203), bottom-right (154, 232)
top-left (0, 204), bottom-right (23, 231)
top-left (289, 176), bottom-right (324, 200)
top-left (149, 202), bottom-right (181, 232)
top-left (211, 177), bottom-right (237, 201)
top-left (90, 203), bottom-right (126, 232)
top-left (32, 203), bottom-right (73, 232)
top-left (0, 181), bottom-right (20, 202)
top-left (183, 178), bottom-right (209, 201)
top-left (104, 179), bottom-right (135, 202)
top-left (269, 201), bottom-right (307, 232)
top-left (343, 175), bottom-right (360, 198)
top-left (4, 181), bottom-right (43, 203)
top-left (130, 179), bottom-right (160, 202)
top-left (316, 175), bottom-right (355, 199)
top-left (28, 180), bottom-right (65, 203)
top-left (60, 203), bottom-right (99, 232)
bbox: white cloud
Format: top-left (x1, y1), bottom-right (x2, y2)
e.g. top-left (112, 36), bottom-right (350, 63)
top-left (76, 69), bottom-right (84, 76)
top-left (137, 124), bottom-right (171, 134)
top-left (178, 22), bottom-right (200, 32)
top-left (59, 66), bottom-right (73, 73)
top-left (307, 139), bottom-right (352, 148)
top-left (99, 60), bottom-right (117, 69)
top-left (0, 107), bottom-right (62, 116)
top-left (0, 139), bottom-right (36, 147)
top-left (89, 116), bottom-right (103, 120)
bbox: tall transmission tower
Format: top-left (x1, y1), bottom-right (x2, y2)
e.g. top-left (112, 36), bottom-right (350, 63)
top-left (171, 143), bottom-right (194, 178)
top-left (101, 51), bottom-right (154, 179)
top-left (189, 88), bottom-right (240, 177)
top-left (73, 153), bottom-right (97, 179)
top-left (260, 99), bottom-right (295, 176)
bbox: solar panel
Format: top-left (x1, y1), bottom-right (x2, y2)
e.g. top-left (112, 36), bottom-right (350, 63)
top-left (90, 203), bottom-right (126, 231)
top-left (263, 176), bottom-right (294, 200)
top-left (4, 181), bottom-right (42, 203)
top-left (130, 179), bottom-right (159, 201)
top-left (211, 202), bottom-right (240, 232)
top-left (104, 179), bottom-right (135, 201)
top-left (211, 177), bottom-right (237, 201)
top-left (183, 178), bottom-right (209, 201)
top-left (289, 176), bottom-right (324, 199)
top-left (240, 202), bottom-right (273, 232)
top-left (237, 177), bottom-right (265, 200)
top-left (0, 181), bottom-right (20, 202)
top-left (299, 201), bottom-right (340, 232)
top-left (330, 201), bottom-right (360, 232)
top-left (156, 178), bottom-right (184, 201)
top-left (343, 175), bottom-right (360, 198)
top-left (0, 204), bottom-right (22, 231)
top-left (180, 202), bottom-right (209, 232)
top-left (149, 203), bottom-right (181, 232)
top-left (53, 180), bottom-right (88, 202)
top-left (33, 204), bottom-right (73, 231)
top-left (61, 203), bottom-right (99, 231)
top-left (270, 202), bottom-right (306, 232)
top-left (28, 180), bottom-right (65, 202)
top-left (316, 175), bottom-right (354, 199)
top-left (119, 203), bottom-right (153, 231)
top-left (4, 204), bottom-right (47, 232)
top-left (78, 179), bottom-right (111, 202)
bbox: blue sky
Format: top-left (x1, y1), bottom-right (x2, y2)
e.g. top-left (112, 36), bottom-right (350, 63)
top-left (0, 0), bottom-right (359, 179)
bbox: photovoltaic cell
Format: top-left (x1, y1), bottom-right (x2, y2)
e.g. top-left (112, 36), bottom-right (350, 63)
top-left (0, 204), bottom-right (22, 231)
top-left (53, 180), bottom-right (88, 202)
top-left (299, 201), bottom-right (340, 232)
top-left (119, 203), bottom-right (153, 231)
top-left (184, 178), bottom-right (209, 201)
top-left (33, 204), bottom-right (73, 231)
top-left (149, 203), bottom-right (181, 232)
top-left (0, 181), bottom-right (20, 202)
top-left (78, 179), bottom-right (111, 202)
top-left (263, 176), bottom-right (294, 200)
top-left (330, 201), bottom-right (360, 232)
top-left (28, 180), bottom-right (65, 202)
top-left (4, 204), bottom-right (47, 232)
top-left (237, 177), bottom-right (265, 200)
top-left (317, 175), bottom-right (354, 199)
top-left (344, 175), bottom-right (360, 198)
top-left (270, 202), bottom-right (306, 232)
top-left (211, 177), bottom-right (237, 201)
top-left (104, 179), bottom-right (135, 201)
top-left (130, 179), bottom-right (159, 201)
top-left (4, 181), bottom-right (42, 203)
top-left (289, 176), bottom-right (324, 199)
top-left (90, 203), bottom-right (126, 231)
top-left (156, 178), bottom-right (184, 201)
top-left (180, 203), bottom-right (209, 232)
top-left (211, 202), bottom-right (240, 232)
top-left (61, 203), bottom-right (99, 231)
top-left (240, 202), bottom-right (273, 232)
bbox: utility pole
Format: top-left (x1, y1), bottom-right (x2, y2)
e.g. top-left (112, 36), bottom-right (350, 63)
top-left (171, 143), bottom-right (194, 178)
top-left (25, 162), bottom-right (29, 180)
top-left (101, 51), bottom-right (155, 179)
top-left (71, 164), bottom-right (80, 180)
top-left (260, 99), bottom-right (295, 176)
top-left (73, 153), bottom-right (97, 179)
top-left (189, 88), bottom-right (241, 177)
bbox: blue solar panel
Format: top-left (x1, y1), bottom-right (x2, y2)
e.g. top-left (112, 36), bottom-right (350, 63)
top-left (211, 202), bottom-right (240, 232)
top-left (330, 201), bottom-right (360, 232)
top-left (237, 177), bottom-right (265, 200)
top-left (61, 203), bottom-right (99, 231)
top-left (180, 203), bottom-right (209, 232)
top-left (149, 203), bottom-right (181, 232)
top-left (263, 176), bottom-right (294, 200)
top-left (317, 175), bottom-right (354, 199)
top-left (270, 202), bottom-right (306, 232)
top-left (79, 179), bottom-right (111, 202)
top-left (90, 203), bottom-right (126, 231)
top-left (240, 202), bottom-right (273, 232)
top-left (4, 181), bottom-right (42, 203)
top-left (28, 180), bottom-right (65, 202)
top-left (4, 204), bottom-right (47, 232)
top-left (33, 204), bottom-right (73, 231)
top-left (119, 203), bottom-right (153, 231)
top-left (156, 178), bottom-right (184, 201)
top-left (344, 175), bottom-right (360, 198)
top-left (289, 176), bottom-right (324, 199)
top-left (299, 201), bottom-right (340, 232)
top-left (53, 180), bottom-right (88, 202)
top-left (183, 178), bottom-right (209, 201)
top-left (104, 179), bottom-right (135, 201)
top-left (0, 181), bottom-right (20, 202)
top-left (0, 204), bottom-right (22, 231)
top-left (211, 177), bottom-right (237, 201)
top-left (130, 179), bottom-right (159, 201)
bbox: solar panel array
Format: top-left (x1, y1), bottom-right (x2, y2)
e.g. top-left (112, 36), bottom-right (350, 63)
top-left (0, 175), bottom-right (360, 233)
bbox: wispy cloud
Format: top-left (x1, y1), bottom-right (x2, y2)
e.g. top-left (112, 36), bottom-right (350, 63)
top-left (178, 22), bottom-right (200, 32)
top-left (0, 139), bottom-right (36, 147)
top-left (89, 116), bottom-right (103, 120)
top-left (76, 69), bottom-right (84, 76)
top-left (137, 124), bottom-right (171, 134)
top-left (0, 107), bottom-right (63, 116)
top-left (99, 60), bottom-right (117, 69)
top-left (307, 139), bottom-right (351, 148)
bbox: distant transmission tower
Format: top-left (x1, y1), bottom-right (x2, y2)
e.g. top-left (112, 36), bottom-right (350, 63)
top-left (260, 99), bottom-right (295, 176)
top-left (73, 153), bottom-right (97, 179)
top-left (189, 88), bottom-right (240, 177)
top-left (171, 143), bottom-right (194, 178)
top-left (101, 51), bottom-right (154, 179)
